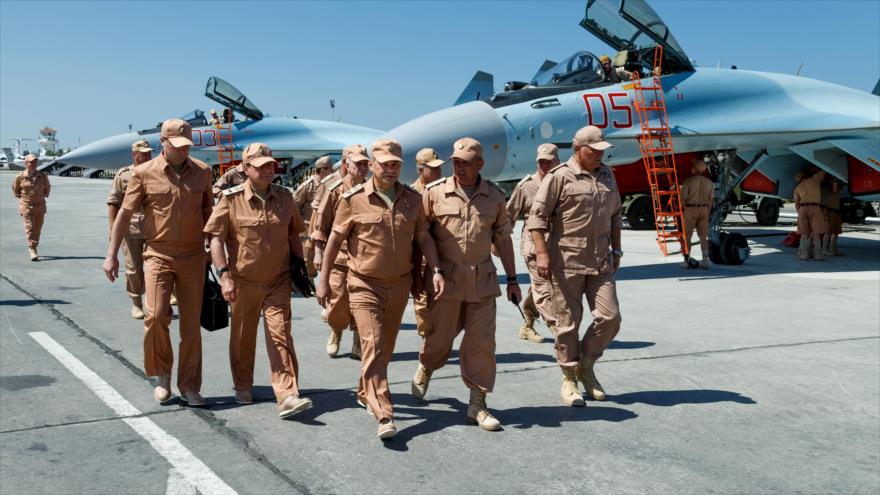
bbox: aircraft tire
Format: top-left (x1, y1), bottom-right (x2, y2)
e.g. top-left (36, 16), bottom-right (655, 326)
top-left (709, 233), bottom-right (727, 265)
top-left (626, 196), bottom-right (655, 230)
top-left (721, 232), bottom-right (748, 265)
top-left (755, 198), bottom-right (780, 226)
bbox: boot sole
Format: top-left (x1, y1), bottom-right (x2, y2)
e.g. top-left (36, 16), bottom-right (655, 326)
top-left (278, 400), bottom-right (313, 419)
top-left (466, 417), bottom-right (502, 431)
top-left (378, 427), bottom-right (397, 440)
top-left (563, 397), bottom-right (586, 407)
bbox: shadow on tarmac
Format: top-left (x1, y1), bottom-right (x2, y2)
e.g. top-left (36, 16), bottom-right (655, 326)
top-left (608, 389), bottom-right (756, 407)
top-left (35, 256), bottom-right (105, 261)
top-left (0, 299), bottom-right (70, 306)
top-left (390, 349), bottom-right (558, 365)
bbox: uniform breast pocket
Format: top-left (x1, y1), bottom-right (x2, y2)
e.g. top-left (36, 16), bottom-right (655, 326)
top-left (557, 236), bottom-right (589, 269)
top-left (181, 181), bottom-right (206, 210)
top-left (433, 204), bottom-right (460, 239)
top-left (238, 217), bottom-right (264, 242)
top-left (146, 183), bottom-right (172, 209)
top-left (354, 213), bottom-right (383, 256)
top-left (474, 204), bottom-right (497, 232)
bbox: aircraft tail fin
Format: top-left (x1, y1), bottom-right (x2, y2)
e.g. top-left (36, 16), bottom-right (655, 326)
top-left (872, 78), bottom-right (879, 96)
top-left (531, 59), bottom-right (558, 81)
top-left (454, 71), bottom-right (494, 106)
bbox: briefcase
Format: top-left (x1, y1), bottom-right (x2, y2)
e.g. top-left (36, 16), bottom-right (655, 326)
top-left (201, 265), bottom-right (229, 331)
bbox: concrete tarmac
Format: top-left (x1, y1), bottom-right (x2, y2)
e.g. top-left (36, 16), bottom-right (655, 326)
top-left (1, 172), bottom-right (878, 495)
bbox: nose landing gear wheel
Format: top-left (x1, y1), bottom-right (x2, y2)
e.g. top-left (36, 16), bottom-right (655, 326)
top-left (710, 232), bottom-right (750, 265)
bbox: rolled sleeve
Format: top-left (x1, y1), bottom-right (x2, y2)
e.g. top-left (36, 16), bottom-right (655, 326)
top-left (43, 176), bottom-right (50, 197)
top-left (506, 185), bottom-right (526, 223)
top-left (107, 174), bottom-right (125, 207)
top-left (120, 169), bottom-right (145, 213)
top-left (289, 205), bottom-right (306, 238)
top-left (608, 173), bottom-right (623, 230)
top-left (526, 174), bottom-right (559, 233)
top-left (12, 176), bottom-right (21, 197)
top-left (331, 197), bottom-right (355, 238)
top-left (491, 197), bottom-right (513, 245)
top-left (203, 196), bottom-right (230, 240)
top-left (309, 192), bottom-right (335, 243)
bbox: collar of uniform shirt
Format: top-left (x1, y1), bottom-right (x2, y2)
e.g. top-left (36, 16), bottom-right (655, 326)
top-left (244, 180), bottom-right (274, 203)
top-left (364, 177), bottom-right (399, 207)
top-left (446, 175), bottom-right (486, 199)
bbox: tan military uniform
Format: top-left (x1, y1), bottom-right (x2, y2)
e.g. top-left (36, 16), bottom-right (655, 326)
top-left (507, 173), bottom-right (554, 325)
top-left (410, 177), bottom-right (434, 337)
top-left (212, 165), bottom-right (247, 198)
top-left (332, 179), bottom-right (427, 422)
top-left (824, 188), bottom-right (842, 235)
top-left (526, 159), bottom-right (623, 366)
top-left (309, 169), bottom-right (344, 217)
top-left (680, 174), bottom-right (713, 259)
top-left (311, 174), bottom-right (361, 333)
top-left (794, 175), bottom-right (826, 238)
top-left (122, 153), bottom-right (213, 393)
top-left (419, 176), bottom-right (512, 393)
top-left (108, 165), bottom-right (146, 298)
top-left (204, 181), bottom-right (306, 404)
top-left (12, 170), bottom-right (50, 248)
top-left (293, 174), bottom-right (321, 278)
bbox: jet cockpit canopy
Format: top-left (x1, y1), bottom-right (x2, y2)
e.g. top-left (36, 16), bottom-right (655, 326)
top-left (204, 76), bottom-right (264, 121)
top-left (529, 51), bottom-right (601, 87)
top-left (579, 0), bottom-right (693, 74)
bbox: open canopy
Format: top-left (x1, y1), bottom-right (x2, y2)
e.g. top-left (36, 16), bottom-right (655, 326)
top-left (204, 76), bottom-right (264, 121)
top-left (579, 0), bottom-right (693, 72)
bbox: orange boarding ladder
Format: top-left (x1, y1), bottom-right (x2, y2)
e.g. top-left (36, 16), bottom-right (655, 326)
top-left (215, 121), bottom-right (235, 178)
top-left (630, 44), bottom-right (688, 257)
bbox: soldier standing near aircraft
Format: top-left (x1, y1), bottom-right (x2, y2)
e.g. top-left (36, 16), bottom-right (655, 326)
top-left (107, 140), bottom-right (153, 319)
top-left (293, 156), bottom-right (334, 278)
top-left (680, 158), bottom-right (713, 269)
top-left (12, 154), bottom-right (50, 261)
top-left (317, 138), bottom-right (444, 440)
top-left (505, 143), bottom-right (559, 343)
top-left (528, 125), bottom-right (623, 407)
top-left (311, 145), bottom-right (370, 358)
top-left (794, 169), bottom-right (827, 261)
top-left (410, 148), bottom-right (445, 338)
top-left (412, 137), bottom-right (520, 432)
top-left (822, 177), bottom-right (844, 256)
top-left (103, 118), bottom-right (213, 406)
top-left (213, 163), bottom-right (248, 198)
top-left (204, 143), bottom-right (313, 418)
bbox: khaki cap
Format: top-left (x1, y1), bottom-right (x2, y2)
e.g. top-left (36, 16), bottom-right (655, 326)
top-left (573, 125), bottom-right (612, 150)
top-left (242, 142), bottom-right (277, 168)
top-left (343, 144), bottom-right (369, 163)
top-left (416, 148), bottom-right (444, 168)
top-left (159, 118), bottom-right (194, 147)
top-left (599, 55), bottom-right (611, 63)
top-left (131, 139), bottom-right (153, 153)
top-left (314, 156), bottom-right (334, 169)
top-left (371, 139), bottom-right (403, 164)
top-left (24, 153), bottom-right (37, 163)
top-left (536, 143), bottom-right (559, 161)
top-left (449, 137), bottom-right (483, 162)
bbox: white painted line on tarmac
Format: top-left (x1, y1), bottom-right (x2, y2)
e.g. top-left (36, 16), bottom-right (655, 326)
top-left (165, 467), bottom-right (198, 495)
top-left (29, 332), bottom-right (236, 495)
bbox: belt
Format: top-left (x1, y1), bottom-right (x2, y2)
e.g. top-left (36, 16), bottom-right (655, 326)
top-left (685, 203), bottom-right (708, 207)
top-left (800, 202), bottom-right (819, 206)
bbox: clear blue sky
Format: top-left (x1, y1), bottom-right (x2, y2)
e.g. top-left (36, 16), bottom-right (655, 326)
top-left (2, 0), bottom-right (878, 151)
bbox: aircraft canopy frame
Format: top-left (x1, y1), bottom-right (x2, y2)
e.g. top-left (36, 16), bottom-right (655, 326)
top-left (204, 76), bottom-right (264, 121)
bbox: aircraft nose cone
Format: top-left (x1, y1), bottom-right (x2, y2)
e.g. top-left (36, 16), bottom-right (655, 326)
top-left (381, 101), bottom-right (508, 184)
top-left (59, 132), bottom-right (147, 169)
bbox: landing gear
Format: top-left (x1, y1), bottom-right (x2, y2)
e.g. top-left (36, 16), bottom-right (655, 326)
top-left (626, 195), bottom-right (655, 230)
top-left (755, 197), bottom-right (781, 226)
top-left (707, 150), bottom-right (753, 265)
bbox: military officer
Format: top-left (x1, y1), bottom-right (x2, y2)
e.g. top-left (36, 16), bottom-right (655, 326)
top-left (506, 143), bottom-right (559, 343)
top-left (527, 125), bottom-right (623, 407)
top-left (680, 158), bottom-right (713, 269)
top-left (213, 163), bottom-right (248, 198)
top-left (794, 169), bottom-right (827, 261)
top-left (12, 154), bottom-right (50, 261)
top-left (204, 143), bottom-right (313, 418)
top-left (316, 138), bottom-right (444, 440)
top-left (410, 148), bottom-right (445, 338)
top-left (107, 140), bottom-right (153, 319)
top-left (412, 137), bottom-right (520, 432)
top-left (103, 118), bottom-right (214, 406)
top-left (311, 145), bottom-right (370, 358)
top-left (293, 156), bottom-right (334, 278)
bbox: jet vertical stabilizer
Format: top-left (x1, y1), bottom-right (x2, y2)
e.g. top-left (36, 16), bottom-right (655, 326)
top-left (454, 71), bottom-right (494, 106)
top-left (872, 78), bottom-right (879, 96)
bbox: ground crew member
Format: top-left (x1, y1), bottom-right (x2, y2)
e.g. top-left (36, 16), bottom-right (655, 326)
top-left (12, 154), bottom-right (50, 261)
top-left (102, 118), bottom-right (213, 406)
top-left (316, 138), bottom-right (444, 440)
top-left (794, 169), bottom-right (827, 261)
top-left (107, 140), bottom-right (153, 319)
top-left (599, 54), bottom-right (631, 83)
top-left (311, 146), bottom-right (369, 358)
top-left (410, 148), bottom-right (445, 338)
top-left (680, 158), bottom-right (713, 269)
top-left (293, 156), bottom-right (334, 278)
top-left (506, 143), bottom-right (559, 343)
top-left (209, 109), bottom-right (221, 126)
top-left (527, 125), bottom-right (623, 407)
top-left (823, 177), bottom-right (844, 256)
top-left (204, 143), bottom-right (313, 419)
top-left (213, 163), bottom-right (248, 198)
top-left (412, 137), bottom-right (520, 432)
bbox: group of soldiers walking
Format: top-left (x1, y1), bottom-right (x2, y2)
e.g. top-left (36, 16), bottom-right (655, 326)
top-left (13, 118), bottom-right (625, 441)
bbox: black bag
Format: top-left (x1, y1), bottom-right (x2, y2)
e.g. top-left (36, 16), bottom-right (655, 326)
top-left (201, 265), bottom-right (229, 331)
top-left (290, 255), bottom-right (315, 298)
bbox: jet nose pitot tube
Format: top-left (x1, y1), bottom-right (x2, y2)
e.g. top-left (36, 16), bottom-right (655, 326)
top-left (381, 101), bottom-right (508, 184)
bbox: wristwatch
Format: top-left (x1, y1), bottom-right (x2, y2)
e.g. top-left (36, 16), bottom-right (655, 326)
top-left (217, 266), bottom-right (230, 277)
top-left (612, 249), bottom-right (623, 257)
top-left (505, 275), bottom-right (518, 285)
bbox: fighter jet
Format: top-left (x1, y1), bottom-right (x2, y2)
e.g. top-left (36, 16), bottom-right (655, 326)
top-left (53, 76), bottom-right (382, 178)
top-left (382, 0), bottom-right (880, 256)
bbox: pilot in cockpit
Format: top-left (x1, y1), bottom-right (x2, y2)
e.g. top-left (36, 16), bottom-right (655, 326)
top-left (599, 55), bottom-right (632, 84)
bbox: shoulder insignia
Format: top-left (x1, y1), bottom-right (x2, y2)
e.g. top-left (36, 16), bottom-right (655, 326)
top-left (425, 178), bottom-right (446, 189)
top-left (320, 174), bottom-right (337, 185)
top-left (342, 183), bottom-right (365, 199)
top-left (272, 183), bottom-right (294, 195)
top-left (517, 174), bottom-right (532, 186)
top-left (328, 179), bottom-right (344, 191)
top-left (486, 179), bottom-right (505, 196)
top-left (222, 184), bottom-right (245, 196)
top-left (548, 163), bottom-right (567, 174)
top-left (117, 165), bottom-right (132, 174)
top-left (402, 183), bottom-right (418, 194)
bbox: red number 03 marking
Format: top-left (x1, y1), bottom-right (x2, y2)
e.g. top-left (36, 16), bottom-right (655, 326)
top-left (582, 92), bottom-right (632, 129)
